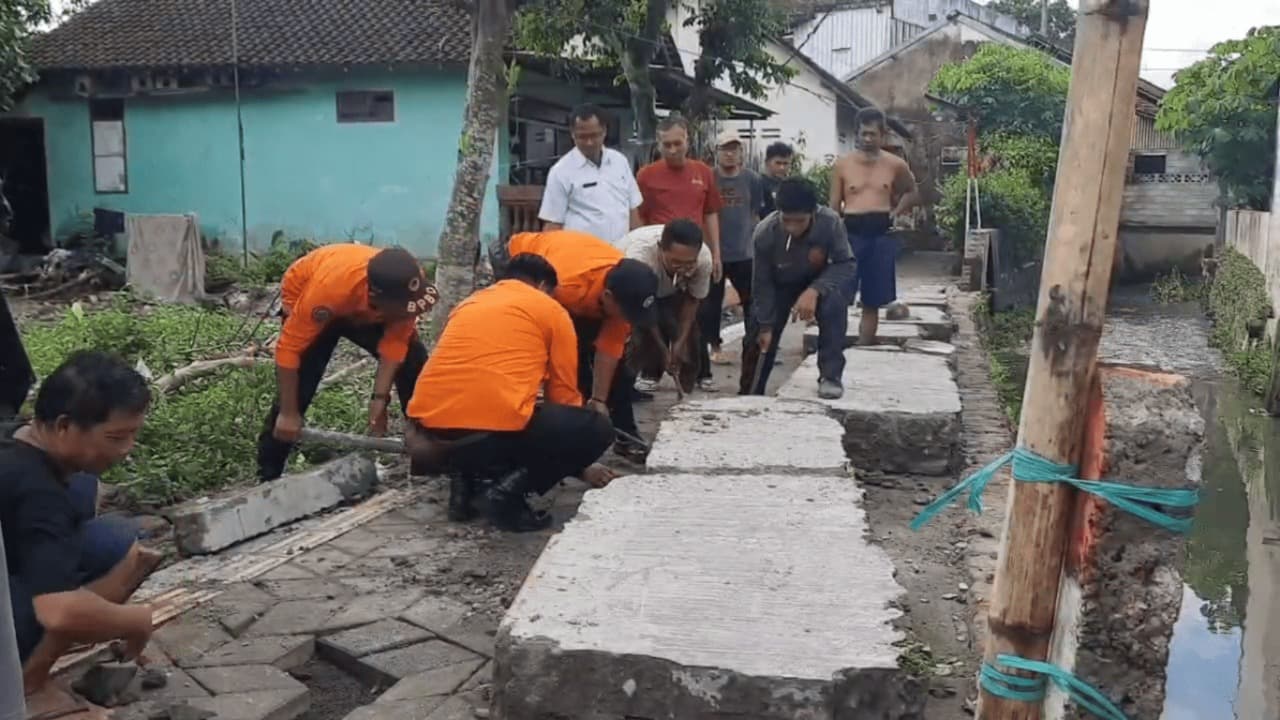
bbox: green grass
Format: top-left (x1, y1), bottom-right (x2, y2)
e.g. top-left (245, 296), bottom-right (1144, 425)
top-left (20, 298), bottom-right (369, 508)
top-left (973, 294), bottom-right (1034, 424)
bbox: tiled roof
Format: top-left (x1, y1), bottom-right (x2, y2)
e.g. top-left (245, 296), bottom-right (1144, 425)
top-left (28, 0), bottom-right (473, 71)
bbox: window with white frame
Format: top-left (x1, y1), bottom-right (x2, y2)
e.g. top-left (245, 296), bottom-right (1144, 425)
top-left (90, 99), bottom-right (127, 193)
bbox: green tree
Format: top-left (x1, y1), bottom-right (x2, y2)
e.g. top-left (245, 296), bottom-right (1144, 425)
top-left (929, 43), bottom-right (1070, 140)
top-left (987, 0), bottom-right (1076, 48)
top-left (681, 0), bottom-right (793, 123)
top-left (0, 0), bottom-right (51, 110)
top-left (1155, 26), bottom-right (1280, 211)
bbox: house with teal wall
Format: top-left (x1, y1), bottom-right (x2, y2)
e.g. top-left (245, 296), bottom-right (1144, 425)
top-left (3, 0), bottom-right (502, 258)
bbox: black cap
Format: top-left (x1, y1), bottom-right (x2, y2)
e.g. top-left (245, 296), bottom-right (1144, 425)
top-left (605, 259), bottom-right (659, 328)
top-left (367, 247), bottom-right (438, 314)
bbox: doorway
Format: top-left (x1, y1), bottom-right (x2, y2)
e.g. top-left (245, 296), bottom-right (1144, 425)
top-left (0, 118), bottom-right (52, 254)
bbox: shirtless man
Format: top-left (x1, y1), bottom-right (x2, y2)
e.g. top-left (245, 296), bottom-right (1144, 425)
top-left (829, 108), bottom-right (919, 345)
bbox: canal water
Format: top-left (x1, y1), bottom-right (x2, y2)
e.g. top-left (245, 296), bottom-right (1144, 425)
top-left (1097, 285), bottom-right (1280, 719)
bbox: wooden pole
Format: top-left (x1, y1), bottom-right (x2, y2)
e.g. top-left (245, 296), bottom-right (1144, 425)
top-left (978, 2), bottom-right (1148, 719)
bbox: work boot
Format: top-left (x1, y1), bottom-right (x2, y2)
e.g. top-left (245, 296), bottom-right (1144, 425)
top-left (818, 378), bottom-right (844, 400)
top-left (483, 470), bottom-right (553, 533)
top-left (613, 438), bottom-right (649, 463)
top-left (447, 474), bottom-right (478, 522)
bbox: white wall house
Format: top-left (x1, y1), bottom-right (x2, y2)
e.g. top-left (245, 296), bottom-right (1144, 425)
top-left (789, 0), bottom-right (1028, 81)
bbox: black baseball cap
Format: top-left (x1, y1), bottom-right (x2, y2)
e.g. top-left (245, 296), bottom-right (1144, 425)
top-left (367, 247), bottom-right (438, 314)
top-left (605, 259), bottom-right (659, 328)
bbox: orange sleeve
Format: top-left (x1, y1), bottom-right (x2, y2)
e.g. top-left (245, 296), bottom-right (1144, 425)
top-left (544, 304), bottom-right (582, 406)
top-left (376, 318), bottom-right (415, 364)
top-left (594, 317), bottom-right (631, 360)
top-left (275, 287), bottom-right (331, 370)
top-left (280, 256), bottom-right (310, 312)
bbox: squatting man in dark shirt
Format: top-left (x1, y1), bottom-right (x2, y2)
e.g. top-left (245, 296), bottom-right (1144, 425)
top-left (742, 178), bottom-right (859, 400)
top-left (2, 351), bottom-right (161, 695)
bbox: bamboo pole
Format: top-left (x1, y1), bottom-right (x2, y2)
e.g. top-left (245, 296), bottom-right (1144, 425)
top-left (978, 2), bottom-right (1148, 718)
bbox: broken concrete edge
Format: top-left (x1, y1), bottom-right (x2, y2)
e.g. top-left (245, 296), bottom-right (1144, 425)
top-left (644, 461), bottom-right (852, 477)
top-left (1045, 365), bottom-right (1204, 720)
top-left (167, 454), bottom-right (379, 556)
top-left (490, 633), bottom-right (930, 720)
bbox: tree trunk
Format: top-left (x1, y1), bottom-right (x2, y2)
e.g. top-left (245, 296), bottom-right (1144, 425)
top-left (432, 0), bottom-right (514, 341)
top-left (619, 0), bottom-right (667, 164)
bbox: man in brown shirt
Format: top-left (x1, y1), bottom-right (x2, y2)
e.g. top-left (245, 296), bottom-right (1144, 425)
top-left (829, 108), bottom-right (919, 345)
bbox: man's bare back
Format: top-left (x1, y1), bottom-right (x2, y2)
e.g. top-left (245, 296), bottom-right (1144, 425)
top-left (829, 149), bottom-right (915, 216)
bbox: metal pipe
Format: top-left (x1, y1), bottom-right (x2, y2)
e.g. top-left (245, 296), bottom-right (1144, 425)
top-left (0, 519), bottom-right (28, 720)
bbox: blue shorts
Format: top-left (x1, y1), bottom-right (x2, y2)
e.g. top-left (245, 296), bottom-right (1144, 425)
top-left (9, 474), bottom-right (138, 662)
top-left (851, 232), bottom-right (898, 309)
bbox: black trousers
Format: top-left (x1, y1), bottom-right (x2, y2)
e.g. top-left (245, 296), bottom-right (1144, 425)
top-left (574, 317), bottom-right (638, 438)
top-left (430, 403), bottom-right (614, 496)
top-left (257, 321), bottom-right (429, 480)
top-left (697, 258), bottom-right (753, 380)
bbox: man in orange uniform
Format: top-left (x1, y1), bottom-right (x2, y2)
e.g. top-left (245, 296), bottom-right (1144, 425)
top-left (258, 243), bottom-right (436, 481)
top-left (405, 254), bottom-right (615, 532)
top-left (498, 229), bottom-right (659, 461)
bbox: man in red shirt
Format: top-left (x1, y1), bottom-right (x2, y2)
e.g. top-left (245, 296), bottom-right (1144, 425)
top-left (636, 116), bottom-right (723, 396)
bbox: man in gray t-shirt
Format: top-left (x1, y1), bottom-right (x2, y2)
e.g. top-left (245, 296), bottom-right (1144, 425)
top-left (697, 130), bottom-right (763, 390)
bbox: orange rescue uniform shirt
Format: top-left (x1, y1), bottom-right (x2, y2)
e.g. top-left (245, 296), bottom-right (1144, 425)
top-left (276, 244), bottom-right (416, 370)
top-left (507, 230), bottom-right (631, 359)
top-left (406, 279), bottom-right (581, 431)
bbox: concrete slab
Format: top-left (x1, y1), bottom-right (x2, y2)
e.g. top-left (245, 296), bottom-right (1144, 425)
top-left (181, 636), bottom-right (315, 671)
top-left (646, 397), bottom-right (848, 475)
top-left (187, 665), bottom-right (307, 695)
top-left (168, 455), bottom-right (378, 556)
top-left (494, 474), bottom-right (918, 719)
top-left (903, 338), bottom-right (956, 358)
top-left (186, 688), bottom-right (309, 720)
top-left (361, 641), bottom-right (483, 686)
top-left (779, 349), bottom-right (962, 475)
top-left (802, 321), bottom-right (920, 353)
top-left (664, 395), bottom-right (827, 417)
top-left (802, 308), bottom-right (953, 352)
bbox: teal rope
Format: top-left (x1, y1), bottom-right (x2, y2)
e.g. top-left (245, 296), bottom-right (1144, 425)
top-left (981, 655), bottom-right (1129, 720)
top-left (910, 446), bottom-right (1199, 533)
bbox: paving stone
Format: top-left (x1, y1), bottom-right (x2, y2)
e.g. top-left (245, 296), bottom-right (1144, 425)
top-left (169, 455), bottom-right (378, 555)
top-left (458, 661), bottom-right (491, 692)
top-left (802, 319), bottom-right (919, 353)
top-left (341, 699), bottom-right (445, 720)
top-left (187, 665), bottom-right (307, 695)
top-left (325, 528), bottom-right (385, 557)
top-left (321, 589), bottom-right (427, 631)
top-left (153, 618), bottom-right (235, 667)
top-left (365, 537), bottom-right (443, 558)
top-left (420, 694), bottom-right (484, 720)
top-left (204, 583), bottom-right (279, 637)
top-left (494, 473), bottom-right (918, 720)
top-left (255, 577), bottom-right (354, 601)
top-left (400, 596), bottom-right (470, 633)
top-left (243, 599), bottom-right (347, 637)
top-left (319, 619), bottom-right (433, 663)
top-left (646, 397), bottom-right (847, 475)
top-left (181, 635), bottom-right (315, 671)
top-left (256, 563), bottom-right (317, 581)
top-left (186, 687), bottom-right (310, 720)
top-left (289, 545), bottom-right (356, 575)
top-left (904, 338), bottom-right (957, 358)
top-left (780, 348), bottom-right (962, 475)
top-left (362, 641), bottom-right (483, 685)
top-left (337, 575), bottom-right (408, 595)
top-left (131, 663), bottom-right (210, 702)
top-left (374, 659), bottom-right (485, 703)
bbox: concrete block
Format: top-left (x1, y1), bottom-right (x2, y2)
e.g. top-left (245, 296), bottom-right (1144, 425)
top-left (400, 596), bottom-right (471, 633)
top-left (154, 618), bottom-right (235, 667)
top-left (802, 320), bottom-right (919, 353)
top-left (375, 659), bottom-right (486, 704)
top-left (879, 305), bottom-right (955, 342)
top-left (361, 641), bottom-right (484, 686)
top-left (903, 338), bottom-right (956, 358)
top-left (181, 636), bottom-right (315, 671)
top-left (318, 619), bottom-right (434, 668)
top-left (243, 599), bottom-right (348, 637)
top-left (204, 583), bottom-right (278, 637)
top-left (169, 455), bottom-right (378, 556)
top-left (187, 665), bottom-right (307, 695)
top-left (321, 589), bottom-right (427, 631)
top-left (779, 349), bottom-right (962, 475)
top-left (646, 397), bottom-right (848, 475)
top-left (494, 474), bottom-right (920, 719)
top-left (186, 688), bottom-right (310, 720)
top-left (1046, 366), bottom-right (1204, 720)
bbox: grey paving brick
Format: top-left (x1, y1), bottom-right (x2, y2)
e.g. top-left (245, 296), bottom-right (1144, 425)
top-left (153, 617), bottom-right (234, 667)
top-left (325, 528), bottom-right (385, 557)
top-left (205, 583), bottom-right (279, 637)
top-left (188, 665), bottom-right (308, 694)
top-left (375, 659), bottom-right (485, 704)
top-left (318, 619), bottom-right (432, 662)
top-left (257, 563), bottom-right (318, 581)
top-left (321, 589), bottom-right (426, 631)
top-left (399, 596), bottom-right (469, 633)
top-left (289, 545), bottom-right (356, 575)
top-left (256, 577), bottom-right (354, 602)
top-left (341, 699), bottom-right (445, 720)
top-left (361, 641), bottom-right (482, 685)
top-left (186, 687), bottom-right (310, 720)
top-left (181, 636), bottom-right (315, 671)
top-left (131, 662), bottom-right (210, 701)
top-left (243, 599), bottom-right (347, 637)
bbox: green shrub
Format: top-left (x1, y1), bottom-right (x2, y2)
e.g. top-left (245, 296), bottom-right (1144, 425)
top-left (929, 44), bottom-right (1070, 141)
top-left (21, 300), bottom-right (366, 507)
top-left (936, 169), bottom-right (1050, 262)
top-left (982, 132), bottom-right (1059, 191)
top-left (1150, 267), bottom-right (1209, 305)
top-left (1207, 248), bottom-right (1274, 395)
top-left (973, 294), bottom-right (1035, 423)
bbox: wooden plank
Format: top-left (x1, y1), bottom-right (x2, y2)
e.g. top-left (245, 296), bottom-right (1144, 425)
top-left (978, 2), bottom-right (1149, 719)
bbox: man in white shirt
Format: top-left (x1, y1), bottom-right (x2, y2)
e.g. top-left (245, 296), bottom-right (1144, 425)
top-left (621, 220), bottom-right (712, 394)
top-left (538, 105), bottom-right (643, 246)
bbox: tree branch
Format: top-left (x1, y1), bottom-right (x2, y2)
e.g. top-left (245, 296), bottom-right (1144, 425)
top-left (153, 354), bottom-right (268, 394)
